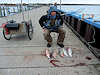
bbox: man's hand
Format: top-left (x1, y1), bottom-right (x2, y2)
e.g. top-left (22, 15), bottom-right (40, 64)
top-left (42, 26), bottom-right (45, 29)
top-left (43, 28), bottom-right (47, 32)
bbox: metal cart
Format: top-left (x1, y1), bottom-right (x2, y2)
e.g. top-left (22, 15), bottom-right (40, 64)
top-left (2, 0), bottom-right (33, 40)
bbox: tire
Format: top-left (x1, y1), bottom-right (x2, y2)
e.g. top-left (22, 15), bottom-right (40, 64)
top-left (3, 28), bottom-right (11, 40)
top-left (27, 20), bottom-right (33, 40)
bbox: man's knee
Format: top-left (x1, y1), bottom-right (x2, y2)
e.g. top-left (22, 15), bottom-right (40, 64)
top-left (62, 30), bottom-right (66, 34)
top-left (59, 28), bottom-right (66, 35)
top-left (43, 29), bottom-right (50, 38)
top-left (43, 32), bottom-right (49, 37)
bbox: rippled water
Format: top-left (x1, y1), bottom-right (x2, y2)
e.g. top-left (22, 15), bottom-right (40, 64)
top-left (58, 5), bottom-right (100, 20)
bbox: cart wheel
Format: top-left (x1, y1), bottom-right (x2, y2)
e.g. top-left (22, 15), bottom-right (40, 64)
top-left (3, 28), bottom-right (11, 40)
top-left (27, 20), bottom-right (33, 40)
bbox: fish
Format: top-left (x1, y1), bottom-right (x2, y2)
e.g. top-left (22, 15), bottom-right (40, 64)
top-left (67, 48), bottom-right (72, 57)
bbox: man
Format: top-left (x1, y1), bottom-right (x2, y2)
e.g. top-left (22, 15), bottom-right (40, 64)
top-left (54, 2), bottom-right (57, 8)
top-left (39, 6), bottom-right (66, 48)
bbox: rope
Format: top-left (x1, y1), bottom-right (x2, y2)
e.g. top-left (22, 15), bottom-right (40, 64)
top-left (88, 24), bottom-right (96, 44)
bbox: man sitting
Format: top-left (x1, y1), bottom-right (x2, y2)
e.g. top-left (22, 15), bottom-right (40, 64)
top-left (39, 6), bottom-right (66, 48)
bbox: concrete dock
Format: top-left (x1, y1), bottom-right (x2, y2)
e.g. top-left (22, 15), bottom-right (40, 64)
top-left (0, 6), bottom-right (100, 75)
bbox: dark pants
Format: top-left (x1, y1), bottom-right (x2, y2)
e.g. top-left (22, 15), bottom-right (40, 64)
top-left (43, 27), bottom-right (66, 44)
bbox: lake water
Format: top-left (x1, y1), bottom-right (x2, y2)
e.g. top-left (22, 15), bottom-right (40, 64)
top-left (57, 5), bottom-right (100, 20)
top-left (1, 5), bottom-right (100, 20)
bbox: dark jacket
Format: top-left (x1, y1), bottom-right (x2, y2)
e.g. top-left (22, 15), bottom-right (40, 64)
top-left (39, 6), bottom-right (63, 31)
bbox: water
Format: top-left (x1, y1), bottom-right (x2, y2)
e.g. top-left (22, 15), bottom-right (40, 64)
top-left (57, 5), bottom-right (100, 20)
top-left (1, 5), bottom-right (100, 20)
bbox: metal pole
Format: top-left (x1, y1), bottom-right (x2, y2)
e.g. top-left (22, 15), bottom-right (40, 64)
top-left (3, 7), bottom-right (6, 16)
top-left (60, 0), bottom-right (61, 9)
top-left (0, 6), bottom-right (2, 17)
top-left (28, 0), bottom-right (30, 20)
top-left (21, 0), bottom-right (25, 21)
